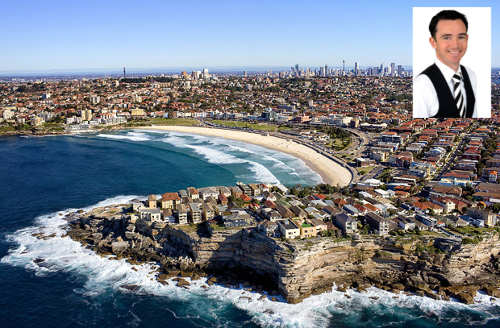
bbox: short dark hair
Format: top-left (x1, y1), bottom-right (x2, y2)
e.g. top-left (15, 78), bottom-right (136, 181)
top-left (429, 10), bottom-right (468, 38)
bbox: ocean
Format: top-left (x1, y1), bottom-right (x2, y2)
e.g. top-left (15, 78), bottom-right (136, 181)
top-left (1, 129), bottom-right (499, 327)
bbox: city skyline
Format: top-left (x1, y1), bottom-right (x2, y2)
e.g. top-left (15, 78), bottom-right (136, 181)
top-left (1, 0), bottom-right (498, 73)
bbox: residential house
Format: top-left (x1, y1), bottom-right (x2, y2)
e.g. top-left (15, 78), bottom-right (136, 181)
top-left (148, 194), bottom-right (157, 208)
top-left (334, 213), bottom-right (358, 235)
top-left (309, 218), bottom-right (328, 234)
top-left (161, 192), bottom-right (180, 210)
top-left (132, 199), bottom-right (145, 212)
top-left (300, 222), bottom-right (317, 238)
top-left (138, 208), bottom-right (162, 223)
top-left (187, 187), bottom-right (199, 200)
top-left (199, 187), bottom-right (219, 200)
top-left (365, 212), bottom-right (390, 236)
top-left (278, 219), bottom-right (300, 239)
top-left (237, 182), bottom-right (252, 195)
top-left (290, 205), bottom-right (308, 219)
top-left (222, 209), bottom-right (253, 228)
top-left (189, 203), bottom-right (203, 223)
top-left (248, 183), bottom-right (261, 196)
top-left (202, 203), bottom-right (215, 221)
top-left (176, 204), bottom-right (188, 224)
top-left (276, 204), bottom-right (294, 219)
top-left (258, 220), bottom-right (279, 237)
top-left (396, 216), bottom-right (416, 231)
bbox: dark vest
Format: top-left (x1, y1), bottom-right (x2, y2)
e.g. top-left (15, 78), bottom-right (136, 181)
top-left (420, 64), bottom-right (475, 118)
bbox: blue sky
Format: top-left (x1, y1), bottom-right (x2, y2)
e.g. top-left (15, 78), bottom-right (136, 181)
top-left (1, 0), bottom-right (498, 72)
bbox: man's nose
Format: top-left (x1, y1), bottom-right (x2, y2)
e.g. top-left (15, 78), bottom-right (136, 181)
top-left (450, 37), bottom-right (460, 48)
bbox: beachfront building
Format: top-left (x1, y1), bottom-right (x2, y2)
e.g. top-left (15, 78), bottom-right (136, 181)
top-left (309, 218), bottom-right (328, 234)
top-left (138, 208), bottom-right (162, 223)
top-left (161, 192), bottom-right (181, 210)
top-left (131, 199), bottom-right (145, 212)
top-left (189, 203), bottom-right (203, 224)
top-left (199, 187), bottom-right (219, 200)
top-left (187, 187), bottom-right (199, 200)
top-left (176, 204), bottom-right (188, 224)
top-left (222, 209), bottom-right (253, 228)
top-left (148, 194), bottom-right (157, 208)
top-left (202, 203), bottom-right (215, 221)
top-left (334, 213), bottom-right (358, 235)
top-left (238, 182), bottom-right (252, 196)
top-left (248, 183), bottom-right (261, 196)
top-left (278, 219), bottom-right (300, 239)
top-left (218, 186), bottom-right (232, 197)
top-left (300, 222), bottom-right (317, 238)
top-left (365, 212), bottom-right (390, 236)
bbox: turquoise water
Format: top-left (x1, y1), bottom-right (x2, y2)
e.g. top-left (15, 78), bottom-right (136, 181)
top-left (1, 130), bottom-right (499, 327)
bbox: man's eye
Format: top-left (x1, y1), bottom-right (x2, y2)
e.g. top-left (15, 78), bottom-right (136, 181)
top-left (459, 36), bottom-right (466, 39)
top-left (442, 36), bottom-right (451, 40)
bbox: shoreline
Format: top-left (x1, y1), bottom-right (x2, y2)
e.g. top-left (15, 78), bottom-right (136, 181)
top-left (3, 124), bottom-right (353, 186)
top-left (139, 125), bottom-right (352, 187)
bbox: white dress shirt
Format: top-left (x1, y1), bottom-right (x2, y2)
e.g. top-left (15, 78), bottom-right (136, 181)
top-left (413, 59), bottom-right (477, 118)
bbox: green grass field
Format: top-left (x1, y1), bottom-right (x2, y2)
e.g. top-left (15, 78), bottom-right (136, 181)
top-left (150, 118), bottom-right (201, 126)
top-left (211, 120), bottom-right (289, 132)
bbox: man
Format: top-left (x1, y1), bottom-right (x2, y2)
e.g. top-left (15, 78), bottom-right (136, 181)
top-left (414, 10), bottom-right (477, 118)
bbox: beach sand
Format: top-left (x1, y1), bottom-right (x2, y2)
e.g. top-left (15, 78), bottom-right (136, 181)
top-left (141, 126), bottom-right (352, 187)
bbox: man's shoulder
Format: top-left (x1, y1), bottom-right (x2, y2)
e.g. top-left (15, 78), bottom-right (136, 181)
top-left (419, 63), bottom-right (438, 76)
top-left (414, 72), bottom-right (432, 86)
top-left (461, 65), bottom-right (476, 78)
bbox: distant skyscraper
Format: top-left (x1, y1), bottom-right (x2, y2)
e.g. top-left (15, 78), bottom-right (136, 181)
top-left (324, 65), bottom-right (328, 76)
top-left (123, 67), bottom-right (126, 78)
top-left (397, 65), bottom-right (403, 76)
top-left (342, 60), bottom-right (345, 73)
top-left (354, 62), bottom-right (359, 76)
top-left (202, 68), bottom-right (209, 79)
top-left (390, 62), bottom-right (395, 76)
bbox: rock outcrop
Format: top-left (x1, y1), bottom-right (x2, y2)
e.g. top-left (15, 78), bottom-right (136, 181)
top-left (64, 207), bottom-right (500, 304)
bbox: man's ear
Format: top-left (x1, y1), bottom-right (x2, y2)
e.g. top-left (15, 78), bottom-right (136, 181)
top-left (429, 36), bottom-right (437, 49)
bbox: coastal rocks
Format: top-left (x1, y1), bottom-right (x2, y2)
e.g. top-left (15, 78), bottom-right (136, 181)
top-left (66, 206), bottom-right (500, 305)
top-left (31, 232), bottom-right (56, 240)
top-left (111, 240), bottom-right (129, 254)
top-left (443, 285), bottom-right (480, 304)
top-left (172, 277), bottom-right (190, 288)
top-left (120, 284), bottom-right (141, 292)
top-left (484, 285), bottom-right (500, 298)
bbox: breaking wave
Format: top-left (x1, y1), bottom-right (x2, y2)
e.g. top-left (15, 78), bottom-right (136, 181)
top-left (97, 132), bottom-right (151, 142)
top-left (2, 197), bottom-right (499, 328)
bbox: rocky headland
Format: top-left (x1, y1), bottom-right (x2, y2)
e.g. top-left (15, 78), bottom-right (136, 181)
top-left (58, 204), bottom-right (500, 304)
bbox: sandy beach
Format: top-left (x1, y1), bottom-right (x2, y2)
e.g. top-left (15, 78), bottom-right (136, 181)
top-left (141, 126), bottom-right (352, 187)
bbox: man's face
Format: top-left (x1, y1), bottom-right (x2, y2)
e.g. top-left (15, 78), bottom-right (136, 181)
top-left (429, 19), bottom-right (468, 71)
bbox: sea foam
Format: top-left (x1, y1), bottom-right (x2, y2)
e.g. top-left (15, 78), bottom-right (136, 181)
top-left (97, 132), bottom-right (151, 142)
top-left (2, 197), bottom-right (499, 328)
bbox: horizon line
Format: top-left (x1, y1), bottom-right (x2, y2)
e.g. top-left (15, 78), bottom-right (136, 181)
top-left (0, 64), bottom-right (417, 75)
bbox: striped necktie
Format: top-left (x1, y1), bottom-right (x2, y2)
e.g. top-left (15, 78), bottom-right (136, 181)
top-left (452, 73), bottom-right (465, 117)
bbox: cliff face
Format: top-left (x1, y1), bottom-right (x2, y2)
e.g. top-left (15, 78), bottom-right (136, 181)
top-left (66, 209), bottom-right (500, 304)
top-left (162, 228), bottom-right (500, 303)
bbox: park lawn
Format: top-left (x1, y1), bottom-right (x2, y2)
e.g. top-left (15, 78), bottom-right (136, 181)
top-left (451, 225), bottom-right (496, 236)
top-left (0, 125), bottom-right (16, 133)
top-left (211, 120), bottom-right (287, 132)
top-left (332, 136), bottom-right (351, 151)
top-left (42, 122), bottom-right (65, 131)
top-left (357, 165), bottom-right (377, 175)
top-left (151, 118), bottom-right (201, 126)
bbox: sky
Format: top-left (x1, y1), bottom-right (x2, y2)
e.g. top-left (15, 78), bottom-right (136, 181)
top-left (1, 0), bottom-right (498, 73)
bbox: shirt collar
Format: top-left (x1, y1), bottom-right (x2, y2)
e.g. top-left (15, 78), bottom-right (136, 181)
top-left (435, 58), bottom-right (462, 82)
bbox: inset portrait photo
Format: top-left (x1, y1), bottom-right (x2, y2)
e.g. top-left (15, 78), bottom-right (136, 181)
top-left (413, 7), bottom-right (491, 118)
